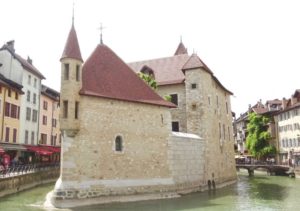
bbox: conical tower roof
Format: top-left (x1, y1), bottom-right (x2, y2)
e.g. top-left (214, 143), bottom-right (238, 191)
top-left (174, 42), bottom-right (188, 55)
top-left (80, 44), bottom-right (175, 108)
top-left (182, 53), bottom-right (211, 73)
top-left (61, 24), bottom-right (83, 62)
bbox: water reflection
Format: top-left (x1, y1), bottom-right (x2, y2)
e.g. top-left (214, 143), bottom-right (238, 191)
top-left (1, 173), bottom-right (300, 211)
top-left (249, 177), bottom-right (289, 201)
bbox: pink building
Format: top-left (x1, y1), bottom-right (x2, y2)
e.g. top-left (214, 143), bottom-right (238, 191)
top-left (39, 85), bottom-right (60, 147)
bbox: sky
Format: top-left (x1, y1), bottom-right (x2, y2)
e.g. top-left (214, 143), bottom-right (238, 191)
top-left (1, 0), bottom-right (299, 116)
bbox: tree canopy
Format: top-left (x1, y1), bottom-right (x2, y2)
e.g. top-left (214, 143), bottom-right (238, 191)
top-left (246, 112), bottom-right (276, 159)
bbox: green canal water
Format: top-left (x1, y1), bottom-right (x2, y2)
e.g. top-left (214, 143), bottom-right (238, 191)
top-left (1, 171), bottom-right (300, 211)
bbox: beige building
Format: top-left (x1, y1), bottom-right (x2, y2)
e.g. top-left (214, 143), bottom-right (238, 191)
top-left (0, 74), bottom-right (23, 144)
top-left (39, 85), bottom-right (60, 146)
top-left (129, 42), bottom-right (236, 187)
top-left (49, 22), bottom-right (236, 208)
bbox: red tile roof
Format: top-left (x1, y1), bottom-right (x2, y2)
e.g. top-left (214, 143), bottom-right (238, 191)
top-left (128, 54), bottom-right (190, 85)
top-left (252, 107), bottom-right (269, 114)
top-left (129, 52), bottom-right (233, 94)
top-left (174, 42), bottom-right (188, 55)
top-left (61, 24), bottom-right (83, 62)
top-left (293, 89), bottom-right (300, 98)
top-left (80, 44), bottom-right (175, 108)
top-left (182, 53), bottom-right (213, 74)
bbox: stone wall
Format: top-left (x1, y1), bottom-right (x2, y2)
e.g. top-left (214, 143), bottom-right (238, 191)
top-left (157, 84), bottom-right (187, 132)
top-left (0, 168), bottom-right (59, 198)
top-left (168, 132), bottom-right (206, 193)
top-left (50, 131), bottom-right (207, 208)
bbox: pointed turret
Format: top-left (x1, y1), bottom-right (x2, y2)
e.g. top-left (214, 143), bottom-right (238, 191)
top-left (174, 41), bottom-right (188, 55)
top-left (60, 24), bottom-right (83, 62)
top-left (60, 23), bottom-right (83, 136)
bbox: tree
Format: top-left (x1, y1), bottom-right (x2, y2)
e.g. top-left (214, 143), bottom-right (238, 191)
top-left (246, 112), bottom-right (276, 159)
top-left (137, 72), bottom-right (171, 101)
top-left (137, 72), bottom-right (157, 90)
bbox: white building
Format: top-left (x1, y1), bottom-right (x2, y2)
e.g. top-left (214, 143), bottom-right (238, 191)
top-left (274, 90), bottom-right (300, 165)
top-left (0, 41), bottom-right (45, 145)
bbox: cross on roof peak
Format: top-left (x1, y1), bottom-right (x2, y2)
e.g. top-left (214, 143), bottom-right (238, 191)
top-left (98, 23), bottom-right (106, 44)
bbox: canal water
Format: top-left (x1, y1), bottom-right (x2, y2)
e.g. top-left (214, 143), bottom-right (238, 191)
top-left (1, 171), bottom-right (300, 211)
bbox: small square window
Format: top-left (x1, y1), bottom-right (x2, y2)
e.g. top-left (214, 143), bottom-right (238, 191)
top-left (191, 83), bottom-right (197, 89)
top-left (172, 121), bottom-right (179, 132)
top-left (170, 94), bottom-right (178, 106)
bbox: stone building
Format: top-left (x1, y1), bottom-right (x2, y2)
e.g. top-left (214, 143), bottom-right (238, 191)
top-left (49, 22), bottom-right (236, 208)
top-left (129, 41), bottom-right (236, 189)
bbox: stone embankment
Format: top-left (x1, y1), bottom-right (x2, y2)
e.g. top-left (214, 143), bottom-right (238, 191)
top-left (0, 168), bottom-right (59, 198)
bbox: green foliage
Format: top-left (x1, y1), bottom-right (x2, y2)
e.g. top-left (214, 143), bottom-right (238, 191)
top-left (164, 95), bottom-right (172, 102)
top-left (137, 72), bottom-right (157, 90)
top-left (246, 112), bottom-right (276, 159)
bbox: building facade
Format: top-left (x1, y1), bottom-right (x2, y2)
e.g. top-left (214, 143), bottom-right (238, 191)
top-left (129, 42), bottom-right (236, 187)
top-left (274, 90), bottom-right (300, 165)
top-left (39, 85), bottom-right (60, 146)
top-left (0, 41), bottom-right (45, 145)
top-left (0, 74), bottom-right (23, 144)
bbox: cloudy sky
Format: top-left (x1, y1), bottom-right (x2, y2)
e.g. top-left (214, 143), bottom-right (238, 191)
top-left (1, 0), bottom-right (299, 115)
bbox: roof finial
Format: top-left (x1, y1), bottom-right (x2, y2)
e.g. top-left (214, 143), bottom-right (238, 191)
top-left (72, 1), bottom-right (75, 26)
top-left (180, 35), bottom-right (182, 43)
top-left (98, 23), bottom-right (106, 44)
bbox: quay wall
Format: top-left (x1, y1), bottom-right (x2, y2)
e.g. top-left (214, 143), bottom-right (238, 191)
top-left (0, 168), bottom-right (59, 198)
top-left (50, 133), bottom-right (210, 208)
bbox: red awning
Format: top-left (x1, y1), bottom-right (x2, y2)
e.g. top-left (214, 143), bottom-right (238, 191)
top-left (25, 145), bottom-right (53, 156)
top-left (41, 146), bottom-right (61, 153)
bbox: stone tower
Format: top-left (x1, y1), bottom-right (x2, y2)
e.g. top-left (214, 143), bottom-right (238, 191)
top-left (59, 23), bottom-right (83, 137)
top-left (183, 53), bottom-right (236, 185)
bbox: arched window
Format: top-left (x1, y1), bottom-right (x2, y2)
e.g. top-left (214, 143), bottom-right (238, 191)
top-left (115, 136), bottom-right (123, 152)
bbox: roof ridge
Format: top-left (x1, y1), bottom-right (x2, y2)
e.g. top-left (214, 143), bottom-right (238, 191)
top-left (128, 54), bottom-right (189, 65)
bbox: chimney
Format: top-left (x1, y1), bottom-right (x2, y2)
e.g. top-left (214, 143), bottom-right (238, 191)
top-left (27, 56), bottom-right (32, 65)
top-left (282, 98), bottom-right (287, 110)
top-left (6, 40), bottom-right (15, 53)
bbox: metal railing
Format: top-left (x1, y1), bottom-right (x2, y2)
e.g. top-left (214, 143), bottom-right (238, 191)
top-left (0, 163), bottom-right (60, 178)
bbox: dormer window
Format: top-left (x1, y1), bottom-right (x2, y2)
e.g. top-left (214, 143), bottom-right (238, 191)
top-left (140, 65), bottom-right (155, 79)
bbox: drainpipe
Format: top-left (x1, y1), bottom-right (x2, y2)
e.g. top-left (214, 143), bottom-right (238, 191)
top-left (1, 88), bottom-right (7, 141)
top-left (51, 100), bottom-right (54, 146)
top-left (36, 80), bottom-right (41, 146)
